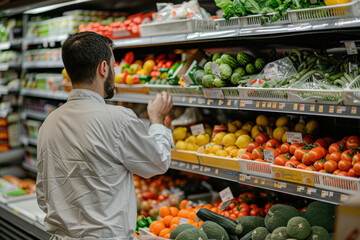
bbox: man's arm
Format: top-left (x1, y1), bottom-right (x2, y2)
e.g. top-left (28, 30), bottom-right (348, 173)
top-left (35, 152), bottom-right (47, 214)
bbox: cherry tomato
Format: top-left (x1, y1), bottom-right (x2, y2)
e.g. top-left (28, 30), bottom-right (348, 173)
top-left (314, 160), bottom-right (325, 171)
top-left (314, 138), bottom-right (328, 148)
top-left (346, 136), bottom-right (360, 150)
top-left (247, 142), bottom-right (260, 153)
top-left (296, 164), bottom-right (307, 170)
top-left (294, 148), bottom-right (309, 161)
top-left (264, 139), bottom-right (281, 149)
top-left (251, 147), bottom-right (264, 160)
top-left (352, 153), bottom-right (360, 165)
top-left (324, 160), bottom-right (338, 173)
top-left (222, 211), bottom-right (230, 217)
top-left (341, 150), bottom-right (355, 162)
top-left (329, 143), bottom-right (341, 154)
top-left (290, 143), bottom-right (303, 155)
top-left (338, 160), bottom-right (352, 171)
top-left (302, 152), bottom-right (312, 165)
top-left (333, 169), bottom-right (341, 175)
top-left (324, 154), bottom-right (331, 161)
top-left (255, 133), bottom-right (268, 145)
top-left (165, 61), bottom-right (173, 68)
top-left (329, 152), bottom-right (341, 162)
top-left (280, 143), bottom-right (291, 154)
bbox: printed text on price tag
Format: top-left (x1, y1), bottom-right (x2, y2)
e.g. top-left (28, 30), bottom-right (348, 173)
top-left (286, 131), bottom-right (303, 143)
top-left (345, 41), bottom-right (358, 55)
top-left (190, 124), bottom-right (205, 135)
top-left (264, 149), bottom-right (275, 163)
top-left (210, 63), bottom-right (221, 77)
top-left (218, 187), bottom-right (234, 211)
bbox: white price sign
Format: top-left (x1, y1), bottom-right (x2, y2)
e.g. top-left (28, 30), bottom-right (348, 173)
top-left (182, 75), bottom-right (194, 84)
top-left (218, 187), bottom-right (234, 211)
top-left (264, 149), bottom-right (275, 163)
top-left (345, 41), bottom-right (358, 55)
top-left (190, 124), bottom-right (205, 136)
top-left (210, 63), bottom-right (221, 78)
top-left (179, 217), bottom-right (188, 225)
top-left (286, 131), bottom-right (303, 143)
top-left (203, 88), bottom-right (224, 99)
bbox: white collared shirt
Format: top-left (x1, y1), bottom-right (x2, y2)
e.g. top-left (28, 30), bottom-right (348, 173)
top-left (36, 89), bottom-right (173, 239)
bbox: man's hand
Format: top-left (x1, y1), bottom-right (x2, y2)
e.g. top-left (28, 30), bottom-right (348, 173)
top-left (147, 91), bottom-right (173, 125)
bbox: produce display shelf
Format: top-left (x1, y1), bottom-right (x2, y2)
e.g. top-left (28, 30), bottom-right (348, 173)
top-left (0, 148), bottom-right (25, 165)
top-left (22, 161), bottom-right (38, 174)
top-left (0, 202), bottom-right (50, 240)
top-left (0, 108), bottom-right (12, 118)
top-left (22, 61), bottom-right (64, 69)
top-left (0, 39), bottom-right (22, 50)
top-left (20, 88), bottom-right (68, 100)
top-left (23, 35), bottom-right (68, 46)
top-left (21, 135), bottom-right (37, 146)
top-left (22, 109), bottom-right (48, 121)
top-left (0, 62), bottom-right (22, 71)
top-left (170, 160), bottom-right (350, 205)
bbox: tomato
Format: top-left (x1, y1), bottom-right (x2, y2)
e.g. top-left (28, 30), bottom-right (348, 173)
top-left (302, 152), bottom-right (312, 165)
top-left (348, 168), bottom-right (357, 178)
top-left (264, 139), bottom-right (281, 149)
top-left (222, 211), bottom-right (230, 217)
top-left (255, 133), bottom-right (268, 145)
top-left (168, 53), bottom-right (177, 61)
top-left (237, 211), bottom-right (248, 217)
top-left (123, 51), bottom-right (135, 65)
top-left (324, 154), bottom-right (331, 161)
top-left (165, 61), bottom-right (173, 68)
top-left (314, 160), bottom-right (325, 171)
top-left (308, 147), bottom-right (325, 163)
top-left (342, 136), bottom-right (350, 142)
top-left (329, 152), bottom-right (341, 162)
top-left (238, 203), bottom-right (250, 212)
top-left (250, 208), bottom-right (261, 217)
top-left (229, 213), bottom-right (237, 220)
top-left (290, 156), bottom-right (297, 162)
top-left (274, 154), bottom-right (290, 166)
top-left (338, 160), bottom-right (352, 171)
top-left (352, 153), bottom-right (360, 165)
top-left (247, 142), bottom-right (260, 153)
top-left (296, 164), bottom-right (307, 170)
top-left (290, 143), bottom-right (303, 155)
top-left (337, 171), bottom-right (349, 177)
top-left (333, 169), bottom-right (341, 175)
top-left (305, 166), bottom-right (315, 171)
top-left (346, 136), bottom-right (360, 150)
top-left (289, 159), bottom-right (300, 166)
top-left (285, 161), bottom-right (297, 168)
top-left (155, 54), bottom-right (167, 63)
top-left (314, 139), bottom-right (328, 148)
top-left (294, 148), bottom-right (309, 161)
top-left (303, 137), bottom-right (313, 144)
top-left (341, 150), bottom-right (355, 162)
top-left (354, 162), bottom-right (360, 175)
top-left (323, 137), bottom-right (336, 145)
top-left (254, 159), bottom-right (267, 163)
top-left (251, 147), bottom-right (264, 160)
top-left (241, 152), bottom-right (252, 160)
top-left (265, 147), bottom-right (280, 157)
top-left (324, 160), bottom-right (338, 173)
top-left (280, 143), bottom-right (291, 154)
top-left (319, 169), bottom-right (326, 173)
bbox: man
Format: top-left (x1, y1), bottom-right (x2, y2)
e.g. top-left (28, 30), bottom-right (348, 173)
top-left (36, 32), bottom-right (173, 239)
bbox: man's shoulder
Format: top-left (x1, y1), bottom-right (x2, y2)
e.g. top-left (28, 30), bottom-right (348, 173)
top-left (105, 104), bottom-right (136, 118)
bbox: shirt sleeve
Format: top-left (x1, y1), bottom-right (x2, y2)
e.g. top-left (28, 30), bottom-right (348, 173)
top-left (117, 113), bottom-right (173, 179)
top-left (35, 151), bottom-right (47, 214)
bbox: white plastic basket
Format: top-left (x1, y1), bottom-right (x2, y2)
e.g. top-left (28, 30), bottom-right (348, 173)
top-left (288, 88), bottom-right (344, 104)
top-left (140, 19), bottom-right (216, 37)
top-left (239, 158), bottom-right (273, 178)
top-left (222, 87), bottom-right (241, 99)
top-left (147, 84), bottom-right (203, 96)
top-left (312, 171), bottom-right (360, 195)
top-left (288, 0), bottom-right (360, 23)
top-left (240, 12), bottom-right (291, 27)
top-left (238, 87), bottom-right (290, 101)
top-left (214, 17), bottom-right (242, 30)
top-left (343, 75), bottom-right (360, 105)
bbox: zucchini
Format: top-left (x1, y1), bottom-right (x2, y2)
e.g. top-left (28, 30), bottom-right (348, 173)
top-left (329, 72), bottom-right (344, 81)
top-left (196, 208), bottom-right (243, 236)
top-left (240, 230), bottom-right (254, 240)
top-left (341, 76), bottom-right (349, 85)
top-left (344, 72), bottom-right (353, 83)
top-left (298, 70), bottom-right (316, 82)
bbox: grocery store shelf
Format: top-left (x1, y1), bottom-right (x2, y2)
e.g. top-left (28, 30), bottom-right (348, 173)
top-left (0, 148), bottom-right (25, 165)
top-left (22, 61), bottom-right (64, 69)
top-left (23, 35), bottom-right (68, 46)
top-left (0, 39), bottom-right (22, 50)
top-left (0, 85), bottom-right (8, 95)
top-left (0, 202), bottom-right (50, 240)
top-left (170, 160), bottom-right (349, 205)
top-left (0, 62), bottom-right (22, 71)
top-left (21, 135), bottom-right (37, 146)
top-left (20, 88), bottom-right (68, 100)
top-left (0, 108), bottom-right (12, 118)
top-left (22, 162), bottom-right (38, 174)
top-left (22, 109), bottom-right (48, 121)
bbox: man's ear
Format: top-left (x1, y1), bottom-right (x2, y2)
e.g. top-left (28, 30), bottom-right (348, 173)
top-left (98, 60), bottom-right (108, 78)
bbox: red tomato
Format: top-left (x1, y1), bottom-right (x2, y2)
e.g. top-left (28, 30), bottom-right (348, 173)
top-left (294, 148), bottom-right (309, 161)
top-left (341, 150), bottom-right (355, 162)
top-left (237, 211), bottom-right (248, 217)
top-left (251, 147), bottom-right (264, 160)
top-left (285, 161), bottom-right (297, 168)
top-left (352, 153), bottom-right (360, 165)
top-left (324, 154), bottom-right (331, 161)
top-left (289, 159), bottom-right (300, 166)
top-left (241, 152), bottom-right (252, 160)
top-left (165, 61), bottom-right (173, 68)
top-left (333, 169), bottom-right (341, 175)
top-left (314, 139), bottom-right (328, 148)
top-left (265, 147), bottom-right (280, 157)
top-left (290, 156), bottom-right (297, 162)
top-left (328, 143), bottom-right (341, 154)
top-left (247, 142), bottom-right (260, 153)
top-left (329, 152), bottom-right (341, 162)
top-left (302, 152), bottom-right (312, 165)
top-left (342, 136), bottom-right (349, 142)
top-left (314, 160), bottom-right (325, 171)
top-left (290, 143), bottom-right (303, 155)
top-left (255, 133), bottom-right (268, 145)
top-left (238, 203), bottom-right (250, 212)
top-left (264, 139), bottom-right (281, 149)
top-left (308, 147), bottom-right (325, 163)
top-left (280, 143), bottom-right (291, 154)
top-left (346, 136), bottom-right (360, 150)
top-left (296, 164), bottom-right (307, 170)
top-left (229, 213), bottom-right (237, 220)
top-left (305, 166), bottom-right (315, 171)
top-left (324, 160), bottom-right (338, 173)
top-left (250, 208), bottom-right (261, 217)
top-left (222, 211), bottom-right (230, 217)
top-left (348, 168), bottom-right (357, 178)
top-left (338, 160), bottom-right (352, 171)
top-left (337, 171), bottom-right (349, 177)
top-left (353, 162), bottom-right (360, 175)
top-left (274, 154), bottom-right (290, 166)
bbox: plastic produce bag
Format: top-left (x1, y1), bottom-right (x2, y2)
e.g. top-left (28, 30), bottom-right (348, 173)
top-left (246, 57), bottom-right (298, 88)
top-left (171, 108), bottom-right (203, 127)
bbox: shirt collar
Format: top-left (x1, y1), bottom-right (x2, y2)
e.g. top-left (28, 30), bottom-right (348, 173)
top-left (68, 89), bottom-right (105, 104)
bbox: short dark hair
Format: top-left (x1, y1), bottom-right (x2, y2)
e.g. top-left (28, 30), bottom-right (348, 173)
top-left (62, 32), bottom-right (114, 85)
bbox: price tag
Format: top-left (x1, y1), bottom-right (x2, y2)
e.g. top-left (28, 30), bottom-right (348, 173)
top-left (261, 179), bottom-right (265, 185)
top-left (182, 96), bottom-right (186, 102)
top-left (254, 177), bottom-right (258, 184)
top-left (262, 102), bottom-right (266, 108)
top-left (240, 101), bottom-right (245, 107)
top-left (280, 182), bottom-right (287, 188)
top-left (264, 67), bottom-right (278, 79)
top-left (319, 105), bottom-right (323, 113)
top-left (293, 104), bottom-right (298, 110)
top-left (264, 149), bottom-right (275, 163)
top-left (218, 187), bottom-right (234, 211)
top-left (267, 102), bottom-right (271, 108)
top-left (351, 107), bottom-right (357, 114)
top-left (172, 161), bottom-right (178, 166)
top-left (192, 165), bottom-right (199, 170)
top-left (218, 100), bottom-right (223, 106)
top-left (337, 106), bottom-right (346, 114)
top-left (200, 166), bottom-right (203, 171)
top-left (186, 164), bottom-right (190, 169)
top-left (227, 100), bottom-right (232, 106)
top-left (272, 102), bottom-right (277, 109)
top-left (339, 18), bottom-right (344, 26)
top-left (215, 169), bottom-right (219, 174)
top-left (204, 167), bottom-right (211, 172)
top-left (330, 192), bottom-right (334, 197)
top-left (197, 98), bottom-right (205, 105)
top-left (256, 101), bottom-right (260, 108)
top-left (341, 194), bottom-right (349, 202)
top-left (321, 190), bottom-right (329, 198)
top-left (307, 188), bottom-right (312, 195)
top-left (211, 63), bottom-right (221, 77)
top-left (279, 103), bottom-right (285, 110)
top-left (207, 99), bottom-right (212, 105)
top-left (179, 162), bottom-right (186, 167)
top-left (297, 186), bottom-right (305, 192)
top-left (310, 105), bottom-right (315, 112)
top-left (300, 104), bottom-right (305, 111)
top-left (203, 88), bottom-right (224, 99)
top-left (179, 217), bottom-right (188, 225)
top-left (239, 174), bottom-right (246, 181)
top-left (182, 75), bottom-right (194, 84)
top-left (345, 41), bottom-right (358, 55)
top-left (286, 132), bottom-right (303, 143)
top-left (329, 106), bottom-right (334, 113)
top-left (296, 23), bottom-right (302, 30)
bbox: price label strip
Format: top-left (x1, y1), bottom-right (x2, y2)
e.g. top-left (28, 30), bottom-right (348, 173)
top-left (218, 187), bottom-right (234, 211)
top-left (286, 131), bottom-right (303, 143)
top-left (203, 88), bottom-right (224, 99)
top-left (297, 186), bottom-right (305, 192)
top-left (190, 124), bottom-right (205, 135)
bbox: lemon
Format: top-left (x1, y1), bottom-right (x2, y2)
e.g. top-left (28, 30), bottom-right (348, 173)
top-left (273, 127), bottom-right (287, 141)
top-left (208, 153), bottom-right (216, 156)
top-left (241, 122), bottom-right (253, 132)
top-left (196, 134), bottom-right (210, 146)
top-left (185, 135), bottom-right (196, 144)
top-left (125, 74), bottom-right (133, 85)
top-left (212, 145), bottom-right (223, 154)
top-left (232, 120), bottom-right (243, 129)
top-left (256, 114), bottom-right (269, 126)
top-left (282, 132), bottom-right (288, 143)
top-left (225, 145), bottom-right (238, 153)
top-left (212, 132), bottom-right (226, 145)
top-left (236, 148), bottom-right (247, 157)
top-left (251, 125), bottom-right (261, 139)
top-left (216, 150), bottom-right (228, 157)
top-left (276, 116), bottom-right (289, 127)
top-left (173, 127), bottom-right (187, 141)
top-left (227, 122), bottom-right (237, 133)
top-left (186, 142), bottom-right (199, 151)
top-left (294, 122), bottom-right (306, 135)
top-left (143, 60), bottom-right (155, 73)
top-left (229, 149), bottom-right (239, 157)
top-left (114, 73), bottom-right (123, 84)
top-left (205, 143), bottom-right (214, 154)
top-left (306, 119), bottom-right (319, 135)
top-left (235, 129), bottom-right (249, 138)
top-left (175, 140), bottom-right (187, 150)
top-left (222, 133), bottom-right (236, 146)
top-left (205, 128), bottom-right (212, 137)
top-left (235, 135), bottom-right (252, 148)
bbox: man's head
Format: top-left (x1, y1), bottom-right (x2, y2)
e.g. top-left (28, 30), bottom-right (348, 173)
top-left (62, 31), bottom-right (115, 99)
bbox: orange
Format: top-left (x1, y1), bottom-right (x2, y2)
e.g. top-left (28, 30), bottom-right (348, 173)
top-left (159, 228), bottom-right (171, 237)
top-left (170, 207), bottom-right (179, 217)
top-left (203, 204), bottom-right (212, 210)
top-left (179, 199), bottom-right (188, 209)
top-left (187, 219), bottom-right (195, 224)
top-left (188, 211), bottom-right (196, 221)
top-left (162, 215), bottom-right (174, 227)
top-left (210, 207), bottom-right (218, 213)
top-left (170, 216), bottom-right (180, 226)
top-left (170, 224), bottom-right (178, 231)
top-left (163, 233), bottom-right (171, 239)
top-left (159, 206), bottom-right (171, 218)
top-left (178, 209), bottom-right (190, 218)
top-left (149, 220), bottom-right (165, 236)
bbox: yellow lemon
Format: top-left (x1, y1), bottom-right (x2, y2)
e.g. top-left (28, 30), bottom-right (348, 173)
top-left (208, 153), bottom-right (216, 156)
top-left (294, 122), bottom-right (306, 135)
top-left (282, 132), bottom-right (288, 143)
top-left (241, 122), bottom-right (253, 132)
top-left (216, 150), bottom-right (228, 157)
top-left (186, 142), bottom-right (199, 151)
top-left (205, 128), bottom-right (212, 137)
top-left (173, 127), bottom-right (187, 141)
top-left (273, 127), bottom-right (287, 141)
top-left (306, 119), bottom-right (319, 135)
top-left (235, 129), bottom-right (249, 138)
top-left (276, 116), bottom-right (289, 127)
top-left (143, 60), bottom-right (155, 72)
top-left (196, 134), bottom-right (210, 146)
top-left (251, 125), bottom-right (261, 139)
top-left (125, 74), bottom-right (133, 85)
top-left (256, 114), bottom-right (269, 126)
top-left (229, 149), bottom-right (239, 157)
top-left (225, 145), bottom-right (238, 153)
top-left (212, 132), bottom-right (226, 145)
top-left (222, 133), bottom-right (237, 146)
top-left (227, 122), bottom-right (237, 133)
top-left (232, 120), bottom-right (243, 129)
top-left (205, 143), bottom-right (213, 154)
top-left (175, 140), bottom-right (187, 150)
top-left (185, 135), bottom-right (196, 144)
top-left (236, 148), bottom-right (247, 157)
top-left (235, 135), bottom-right (252, 148)
top-left (212, 144), bottom-right (223, 154)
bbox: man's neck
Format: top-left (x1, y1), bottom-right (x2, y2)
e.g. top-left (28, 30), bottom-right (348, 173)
top-left (72, 82), bottom-right (104, 99)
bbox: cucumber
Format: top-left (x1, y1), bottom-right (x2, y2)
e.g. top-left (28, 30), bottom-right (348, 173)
top-left (344, 72), bottom-right (353, 83)
top-left (298, 70), bottom-right (316, 82)
top-left (341, 76), bottom-right (349, 85)
top-left (240, 230), bottom-right (254, 240)
top-left (329, 72), bottom-right (344, 81)
top-left (196, 208), bottom-right (244, 236)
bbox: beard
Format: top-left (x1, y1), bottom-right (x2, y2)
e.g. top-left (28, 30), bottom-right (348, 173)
top-left (104, 70), bottom-right (115, 99)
